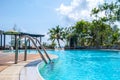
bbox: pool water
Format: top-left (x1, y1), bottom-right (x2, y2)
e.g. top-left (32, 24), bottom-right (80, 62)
top-left (3, 49), bottom-right (54, 54)
top-left (38, 50), bottom-right (120, 80)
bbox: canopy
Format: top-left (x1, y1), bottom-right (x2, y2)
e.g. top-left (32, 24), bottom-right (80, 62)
top-left (4, 30), bottom-right (20, 35)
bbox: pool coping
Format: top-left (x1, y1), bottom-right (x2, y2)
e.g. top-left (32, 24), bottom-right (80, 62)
top-left (19, 55), bottom-right (58, 80)
top-left (19, 59), bottom-right (44, 80)
top-left (0, 60), bottom-right (35, 80)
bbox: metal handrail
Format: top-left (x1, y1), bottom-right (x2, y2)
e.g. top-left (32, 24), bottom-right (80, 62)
top-left (33, 37), bottom-right (51, 62)
top-left (15, 35), bottom-right (47, 64)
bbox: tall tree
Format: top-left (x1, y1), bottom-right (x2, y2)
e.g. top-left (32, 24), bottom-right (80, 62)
top-left (63, 27), bottom-right (74, 47)
top-left (74, 20), bottom-right (90, 46)
top-left (47, 25), bottom-right (64, 48)
top-left (92, 0), bottom-right (120, 24)
top-left (91, 0), bottom-right (120, 47)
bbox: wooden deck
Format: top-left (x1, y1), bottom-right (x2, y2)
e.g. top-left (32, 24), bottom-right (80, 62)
top-left (0, 51), bottom-right (42, 72)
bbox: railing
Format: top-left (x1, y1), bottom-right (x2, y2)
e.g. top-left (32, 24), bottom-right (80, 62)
top-left (33, 37), bottom-right (51, 62)
top-left (15, 35), bottom-right (51, 64)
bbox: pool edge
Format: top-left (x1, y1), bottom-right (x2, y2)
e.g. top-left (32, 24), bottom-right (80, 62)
top-left (19, 54), bottom-right (58, 80)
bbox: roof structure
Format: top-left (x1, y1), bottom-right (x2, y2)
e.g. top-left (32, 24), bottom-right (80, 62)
top-left (4, 30), bottom-right (20, 35)
top-left (20, 32), bottom-right (44, 37)
top-left (0, 30), bottom-right (44, 50)
top-left (2, 30), bottom-right (44, 37)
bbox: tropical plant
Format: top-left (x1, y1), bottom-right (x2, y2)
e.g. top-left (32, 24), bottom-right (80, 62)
top-left (111, 26), bottom-right (120, 44)
top-left (63, 26), bottom-right (75, 47)
top-left (90, 0), bottom-right (120, 47)
top-left (73, 20), bottom-right (90, 46)
top-left (47, 25), bottom-right (64, 48)
top-left (47, 1), bottom-right (120, 49)
top-left (92, 0), bottom-right (120, 24)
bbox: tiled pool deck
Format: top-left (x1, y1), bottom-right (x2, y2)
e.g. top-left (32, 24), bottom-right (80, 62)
top-left (0, 51), bottom-right (58, 80)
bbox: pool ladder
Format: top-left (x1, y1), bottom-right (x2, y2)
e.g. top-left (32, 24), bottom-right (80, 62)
top-left (15, 35), bottom-right (51, 64)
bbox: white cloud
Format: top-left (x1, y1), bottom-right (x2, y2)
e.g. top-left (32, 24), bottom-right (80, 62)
top-left (56, 0), bottom-right (104, 21)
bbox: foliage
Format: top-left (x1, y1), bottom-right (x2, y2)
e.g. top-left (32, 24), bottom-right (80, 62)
top-left (48, 0), bottom-right (120, 48)
top-left (91, 0), bottom-right (120, 24)
top-left (42, 42), bottom-right (56, 49)
top-left (47, 25), bottom-right (64, 48)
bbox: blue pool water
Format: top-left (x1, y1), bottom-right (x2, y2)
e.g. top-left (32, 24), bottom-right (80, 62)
top-left (38, 50), bottom-right (120, 80)
top-left (3, 49), bottom-right (54, 54)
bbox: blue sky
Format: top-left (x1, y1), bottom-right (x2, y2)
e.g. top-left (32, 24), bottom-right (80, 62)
top-left (0, 0), bottom-right (114, 44)
top-left (0, 0), bottom-right (76, 30)
top-left (0, 0), bottom-right (68, 32)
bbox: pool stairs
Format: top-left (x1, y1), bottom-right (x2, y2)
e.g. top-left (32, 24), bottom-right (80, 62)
top-left (15, 35), bottom-right (51, 64)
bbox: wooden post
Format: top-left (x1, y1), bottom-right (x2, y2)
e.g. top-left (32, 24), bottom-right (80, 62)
top-left (15, 35), bottom-right (18, 64)
top-left (24, 38), bottom-right (27, 61)
top-left (0, 35), bottom-right (1, 47)
top-left (3, 34), bottom-right (6, 49)
top-left (1, 35), bottom-right (2, 48)
top-left (18, 35), bottom-right (20, 49)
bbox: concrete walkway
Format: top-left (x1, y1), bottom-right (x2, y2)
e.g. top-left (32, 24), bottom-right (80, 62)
top-left (0, 51), bottom-right (58, 80)
top-left (0, 60), bottom-right (31, 80)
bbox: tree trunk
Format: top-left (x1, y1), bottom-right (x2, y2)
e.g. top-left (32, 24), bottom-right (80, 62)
top-left (57, 39), bottom-right (61, 48)
top-left (100, 35), bottom-right (103, 46)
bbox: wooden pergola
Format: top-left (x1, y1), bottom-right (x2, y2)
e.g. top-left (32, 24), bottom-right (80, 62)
top-left (0, 30), bottom-right (45, 64)
top-left (0, 30), bottom-right (44, 50)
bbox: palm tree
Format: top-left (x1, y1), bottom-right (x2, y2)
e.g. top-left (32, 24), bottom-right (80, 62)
top-left (63, 27), bottom-right (75, 47)
top-left (47, 25), bottom-right (64, 48)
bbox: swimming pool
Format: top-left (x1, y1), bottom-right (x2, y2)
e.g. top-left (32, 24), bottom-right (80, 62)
top-left (3, 49), bottom-right (55, 54)
top-left (38, 50), bottom-right (120, 80)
